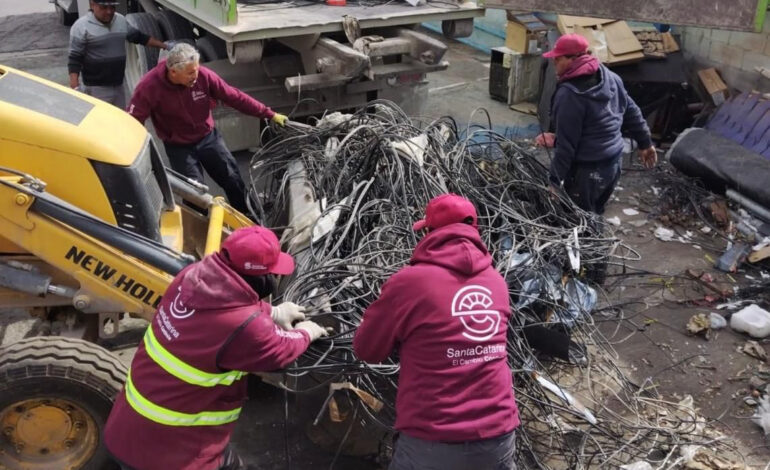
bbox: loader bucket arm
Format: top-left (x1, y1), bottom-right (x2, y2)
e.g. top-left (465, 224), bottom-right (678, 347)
top-left (0, 170), bottom-right (187, 320)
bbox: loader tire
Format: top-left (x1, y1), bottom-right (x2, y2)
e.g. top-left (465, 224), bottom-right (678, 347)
top-left (0, 337), bottom-right (127, 470)
top-left (153, 9), bottom-right (195, 41)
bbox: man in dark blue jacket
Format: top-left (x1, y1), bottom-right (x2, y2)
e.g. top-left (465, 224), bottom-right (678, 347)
top-left (537, 34), bottom-right (656, 214)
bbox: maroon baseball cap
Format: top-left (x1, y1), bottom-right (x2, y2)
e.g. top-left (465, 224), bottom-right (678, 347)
top-left (221, 226), bottom-right (295, 276)
top-left (543, 34), bottom-right (590, 58)
top-left (413, 194), bottom-right (478, 231)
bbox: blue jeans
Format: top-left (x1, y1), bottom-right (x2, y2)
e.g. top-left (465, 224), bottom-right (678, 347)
top-left (389, 431), bottom-right (516, 470)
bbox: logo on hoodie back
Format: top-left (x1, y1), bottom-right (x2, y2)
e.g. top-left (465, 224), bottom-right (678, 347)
top-left (451, 285), bottom-right (500, 342)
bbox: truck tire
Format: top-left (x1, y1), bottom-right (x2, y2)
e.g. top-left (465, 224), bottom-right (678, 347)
top-left (125, 12), bottom-right (163, 94)
top-left (0, 337), bottom-right (127, 470)
top-left (197, 35), bottom-right (227, 62)
top-left (153, 9), bottom-right (195, 41)
top-left (55, 4), bottom-right (78, 27)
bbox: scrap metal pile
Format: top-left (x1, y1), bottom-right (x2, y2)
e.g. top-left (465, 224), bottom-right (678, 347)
top-left (247, 101), bottom-right (744, 468)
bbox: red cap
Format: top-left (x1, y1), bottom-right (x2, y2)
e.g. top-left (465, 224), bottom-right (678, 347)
top-left (543, 34), bottom-right (590, 58)
top-left (221, 226), bottom-right (295, 276)
top-left (413, 194), bottom-right (478, 231)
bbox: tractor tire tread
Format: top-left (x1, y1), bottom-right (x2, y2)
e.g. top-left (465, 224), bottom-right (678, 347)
top-left (0, 337), bottom-right (127, 396)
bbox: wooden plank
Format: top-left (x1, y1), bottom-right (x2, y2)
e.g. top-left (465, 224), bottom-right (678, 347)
top-left (698, 68), bottom-right (728, 105)
top-left (480, 0), bottom-right (763, 31)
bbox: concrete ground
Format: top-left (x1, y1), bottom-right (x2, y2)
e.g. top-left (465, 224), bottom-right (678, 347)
top-left (1, 5), bottom-right (769, 469)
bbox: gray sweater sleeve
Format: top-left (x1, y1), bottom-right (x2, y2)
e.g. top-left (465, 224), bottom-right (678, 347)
top-left (68, 21), bottom-right (86, 74)
top-left (126, 24), bottom-right (150, 45)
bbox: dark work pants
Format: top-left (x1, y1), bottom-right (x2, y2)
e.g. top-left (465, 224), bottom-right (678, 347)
top-left (112, 444), bottom-right (245, 470)
top-left (389, 431), bottom-right (516, 470)
top-left (563, 157), bottom-right (622, 215)
top-left (164, 128), bottom-right (249, 214)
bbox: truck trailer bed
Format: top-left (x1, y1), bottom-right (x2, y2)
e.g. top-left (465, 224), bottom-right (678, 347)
top-left (156, 0), bottom-right (484, 41)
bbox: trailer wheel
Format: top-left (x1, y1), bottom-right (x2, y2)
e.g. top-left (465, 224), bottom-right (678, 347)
top-left (0, 337), bottom-right (127, 470)
top-left (55, 4), bottom-right (78, 27)
top-left (153, 9), bottom-right (195, 41)
top-left (125, 12), bottom-right (164, 94)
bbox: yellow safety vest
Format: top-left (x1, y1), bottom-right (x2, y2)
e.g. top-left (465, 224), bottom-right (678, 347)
top-left (124, 326), bottom-right (247, 426)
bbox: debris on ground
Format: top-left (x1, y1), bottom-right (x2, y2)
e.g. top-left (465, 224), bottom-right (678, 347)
top-left (752, 396), bottom-right (770, 435)
top-left (620, 462), bottom-right (653, 470)
top-left (680, 445), bottom-right (746, 470)
top-left (730, 304), bottom-right (770, 338)
top-left (686, 314), bottom-right (711, 338)
top-left (739, 341), bottom-right (768, 362)
top-left (709, 312), bottom-right (727, 330)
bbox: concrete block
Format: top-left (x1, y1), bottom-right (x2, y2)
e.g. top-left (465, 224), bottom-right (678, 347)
top-left (709, 42), bottom-right (744, 68)
top-left (728, 31), bottom-right (767, 52)
top-left (711, 29), bottom-right (730, 43)
top-left (698, 39), bottom-right (712, 59)
top-left (694, 27), bottom-right (711, 40)
top-left (742, 51), bottom-right (770, 72)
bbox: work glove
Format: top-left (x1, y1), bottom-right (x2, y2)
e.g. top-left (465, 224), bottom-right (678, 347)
top-left (294, 320), bottom-right (329, 342)
top-left (271, 113), bottom-right (288, 127)
top-left (535, 132), bottom-right (556, 148)
top-left (163, 40), bottom-right (176, 51)
top-left (271, 302), bottom-right (306, 330)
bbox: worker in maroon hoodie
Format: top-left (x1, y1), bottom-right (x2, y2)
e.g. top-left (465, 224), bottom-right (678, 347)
top-left (127, 43), bottom-right (288, 215)
top-left (354, 194), bottom-right (520, 470)
top-left (104, 225), bottom-right (328, 470)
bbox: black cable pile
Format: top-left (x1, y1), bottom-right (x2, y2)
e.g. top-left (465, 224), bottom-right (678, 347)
top-left (247, 101), bottom-right (745, 468)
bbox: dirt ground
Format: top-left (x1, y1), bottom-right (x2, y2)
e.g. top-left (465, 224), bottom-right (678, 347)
top-left (1, 6), bottom-right (769, 469)
top-left (600, 163), bottom-right (770, 467)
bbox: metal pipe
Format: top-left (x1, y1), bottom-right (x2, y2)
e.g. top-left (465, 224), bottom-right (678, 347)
top-left (726, 189), bottom-right (770, 224)
top-left (167, 172), bottom-right (213, 209)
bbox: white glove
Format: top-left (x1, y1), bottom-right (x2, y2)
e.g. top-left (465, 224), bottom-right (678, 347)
top-left (294, 321), bottom-right (329, 342)
top-left (271, 302), bottom-right (306, 330)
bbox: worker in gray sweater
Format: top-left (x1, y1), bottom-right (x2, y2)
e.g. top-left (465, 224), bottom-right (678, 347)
top-left (68, 0), bottom-right (168, 108)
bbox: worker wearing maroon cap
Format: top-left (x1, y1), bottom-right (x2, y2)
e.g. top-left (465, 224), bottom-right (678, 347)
top-left (354, 194), bottom-right (520, 470)
top-left (103, 226), bottom-right (327, 470)
top-left (537, 34), bottom-right (656, 214)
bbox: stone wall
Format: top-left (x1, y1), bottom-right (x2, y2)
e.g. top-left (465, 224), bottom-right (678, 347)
top-left (676, 13), bottom-right (770, 93)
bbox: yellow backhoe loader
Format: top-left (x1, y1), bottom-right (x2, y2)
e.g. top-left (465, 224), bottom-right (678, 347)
top-left (0, 64), bottom-right (254, 470)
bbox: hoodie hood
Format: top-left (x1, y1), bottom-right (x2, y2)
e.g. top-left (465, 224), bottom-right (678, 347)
top-left (174, 253), bottom-right (259, 311)
top-left (561, 64), bottom-right (613, 102)
top-left (410, 223), bottom-right (492, 275)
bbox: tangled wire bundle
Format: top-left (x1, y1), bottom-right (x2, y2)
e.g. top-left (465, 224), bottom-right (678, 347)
top-left (248, 101), bottom-right (744, 468)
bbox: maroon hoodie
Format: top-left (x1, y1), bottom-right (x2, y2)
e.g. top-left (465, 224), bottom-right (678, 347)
top-left (127, 60), bottom-right (275, 145)
top-left (104, 253), bottom-right (309, 470)
top-left (354, 223), bottom-right (520, 442)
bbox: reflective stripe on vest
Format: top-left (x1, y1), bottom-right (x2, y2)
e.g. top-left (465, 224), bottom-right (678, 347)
top-left (125, 372), bottom-right (241, 427)
top-left (143, 326), bottom-right (246, 387)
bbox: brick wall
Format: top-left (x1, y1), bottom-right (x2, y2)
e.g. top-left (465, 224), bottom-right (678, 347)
top-left (676, 13), bottom-right (770, 93)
